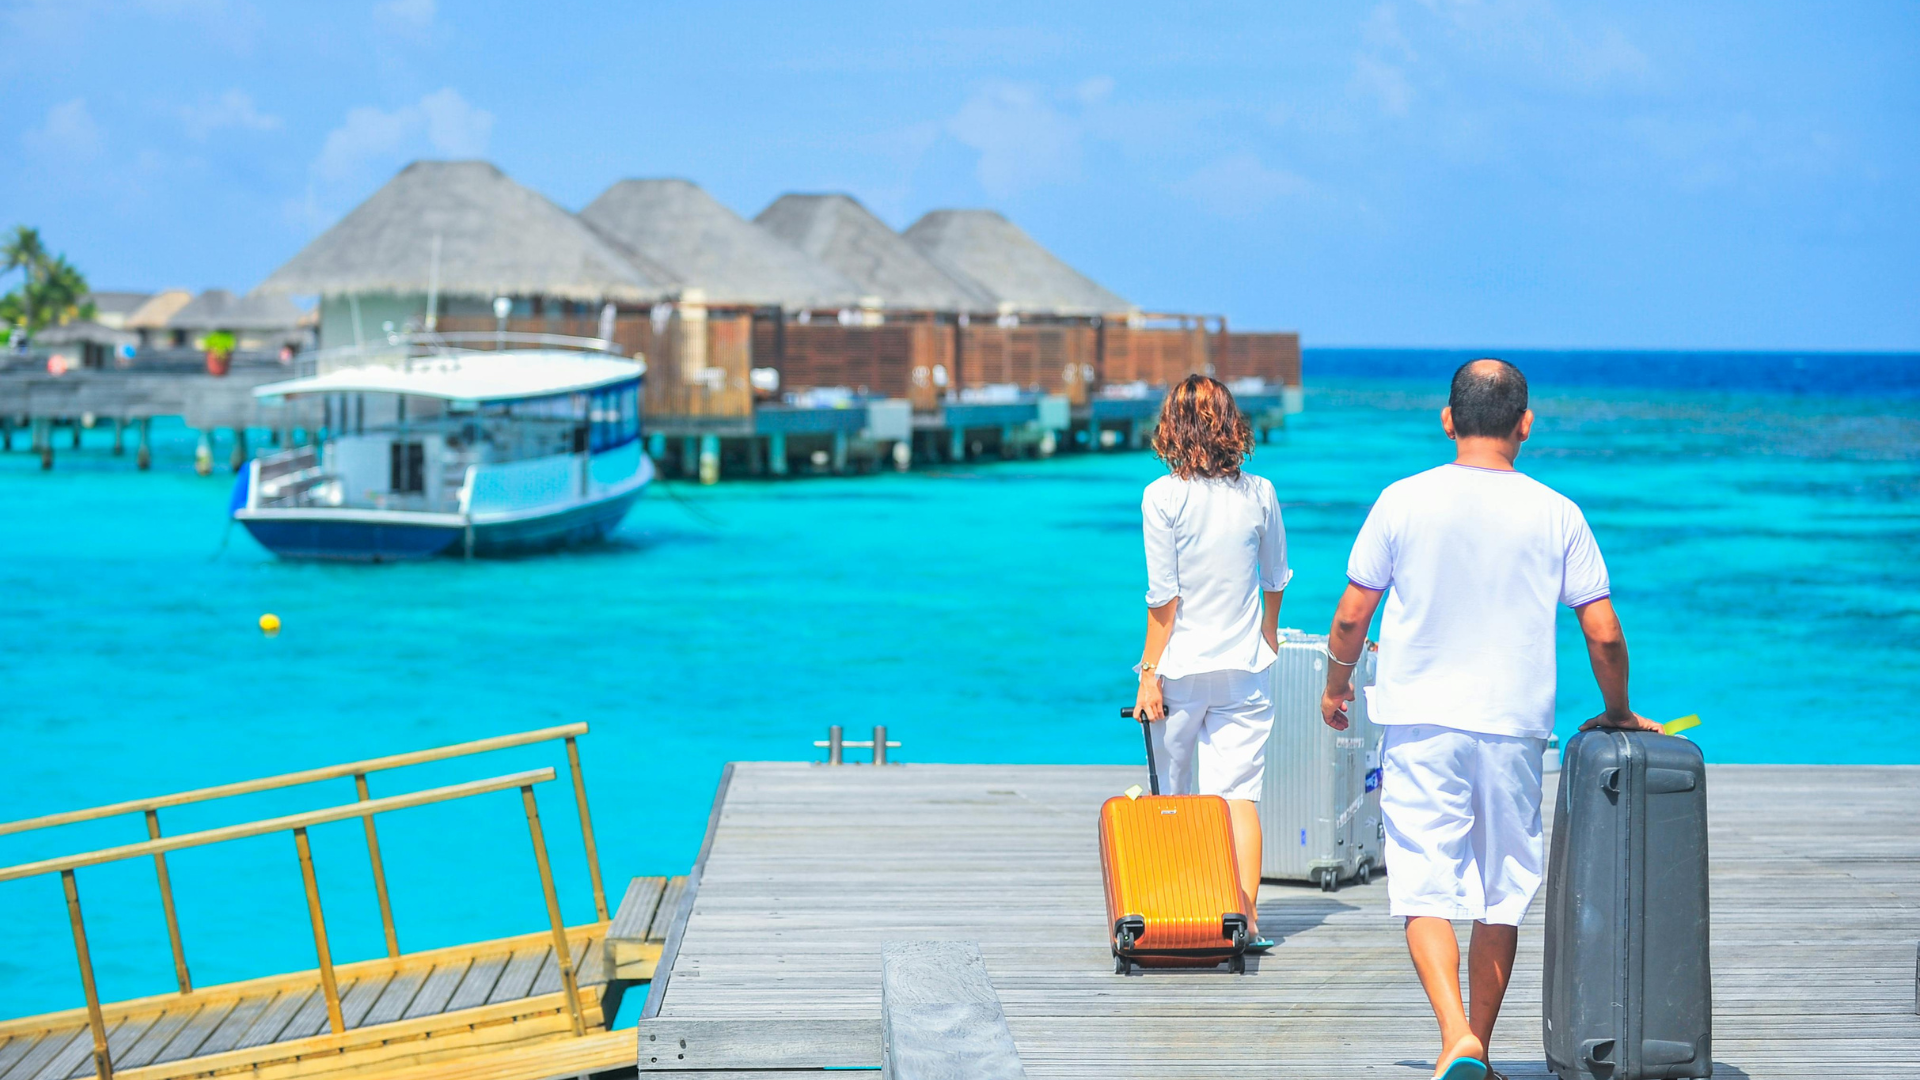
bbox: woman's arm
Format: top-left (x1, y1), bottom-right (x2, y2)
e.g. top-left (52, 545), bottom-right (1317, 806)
top-left (1258, 482), bottom-right (1291, 651)
top-left (1261, 589), bottom-right (1284, 650)
top-left (1133, 598), bottom-right (1178, 721)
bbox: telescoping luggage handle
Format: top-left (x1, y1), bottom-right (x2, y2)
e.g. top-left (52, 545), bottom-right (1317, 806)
top-left (1118, 707), bottom-right (1160, 796)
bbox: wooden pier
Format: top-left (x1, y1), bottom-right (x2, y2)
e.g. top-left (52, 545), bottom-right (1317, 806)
top-left (0, 364), bottom-right (300, 472)
top-left (635, 760), bottom-right (1920, 1079)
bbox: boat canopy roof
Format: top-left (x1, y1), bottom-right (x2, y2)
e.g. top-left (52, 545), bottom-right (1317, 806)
top-left (254, 351), bottom-right (644, 403)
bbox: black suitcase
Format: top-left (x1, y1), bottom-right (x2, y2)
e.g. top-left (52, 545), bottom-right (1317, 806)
top-left (1543, 729), bottom-right (1713, 1079)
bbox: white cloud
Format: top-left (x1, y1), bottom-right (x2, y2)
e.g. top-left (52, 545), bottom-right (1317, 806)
top-left (181, 89), bottom-right (282, 141)
top-left (419, 88), bottom-right (492, 156)
top-left (373, 0), bottom-right (434, 40)
top-left (1411, 0), bottom-right (1651, 90)
top-left (1348, 1), bottom-right (1651, 119)
top-left (947, 81), bottom-right (1085, 196)
top-left (315, 105), bottom-right (418, 184)
top-left (1074, 76), bottom-right (1116, 106)
top-left (1174, 152), bottom-right (1311, 219)
top-left (1351, 55), bottom-right (1414, 117)
top-left (1351, 4), bottom-right (1418, 116)
top-left (22, 98), bottom-right (103, 159)
top-left (296, 88), bottom-right (493, 232)
top-left (312, 87), bottom-right (492, 185)
top-left (375, 0), bottom-right (434, 28)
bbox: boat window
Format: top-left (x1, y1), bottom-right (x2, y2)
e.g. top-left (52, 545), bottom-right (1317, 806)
top-left (390, 441), bottom-right (426, 493)
top-left (588, 380), bottom-right (640, 452)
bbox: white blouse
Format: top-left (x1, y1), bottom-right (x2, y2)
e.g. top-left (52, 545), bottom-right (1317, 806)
top-left (1142, 472), bottom-right (1292, 680)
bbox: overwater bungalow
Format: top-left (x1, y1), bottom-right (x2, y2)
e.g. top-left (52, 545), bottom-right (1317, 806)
top-left (255, 160), bottom-right (675, 352)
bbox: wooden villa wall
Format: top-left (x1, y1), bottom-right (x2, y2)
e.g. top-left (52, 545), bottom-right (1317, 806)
top-left (439, 313), bottom-right (751, 418)
top-left (1097, 326), bottom-right (1212, 387)
top-left (957, 325), bottom-right (1098, 404)
top-left (754, 322), bottom-right (953, 409)
top-left (443, 312), bottom-right (1298, 416)
top-left (1212, 331), bottom-right (1302, 387)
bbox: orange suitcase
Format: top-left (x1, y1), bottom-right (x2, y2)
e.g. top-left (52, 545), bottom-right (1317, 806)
top-left (1101, 710), bottom-right (1250, 974)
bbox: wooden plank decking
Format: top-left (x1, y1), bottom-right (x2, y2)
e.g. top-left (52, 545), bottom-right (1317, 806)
top-left (0, 926), bottom-right (613, 1080)
top-left (642, 762), bottom-right (1920, 1079)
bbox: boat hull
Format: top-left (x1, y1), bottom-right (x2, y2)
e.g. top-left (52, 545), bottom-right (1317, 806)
top-left (238, 486), bottom-right (646, 562)
top-left (239, 515), bottom-right (463, 561)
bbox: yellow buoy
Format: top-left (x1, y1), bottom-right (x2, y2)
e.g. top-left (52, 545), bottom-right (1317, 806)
top-left (259, 613), bottom-right (282, 636)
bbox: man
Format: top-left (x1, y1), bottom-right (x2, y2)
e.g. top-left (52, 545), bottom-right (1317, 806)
top-left (1320, 359), bottom-right (1660, 1080)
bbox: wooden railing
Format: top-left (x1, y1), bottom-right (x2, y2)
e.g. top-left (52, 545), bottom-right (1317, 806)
top-left (0, 723), bottom-right (612, 1074)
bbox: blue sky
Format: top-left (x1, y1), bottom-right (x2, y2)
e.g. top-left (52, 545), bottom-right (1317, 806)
top-left (2, 1), bottom-right (1915, 349)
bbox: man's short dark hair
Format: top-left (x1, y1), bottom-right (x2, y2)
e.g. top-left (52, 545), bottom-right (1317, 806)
top-left (1448, 358), bottom-right (1529, 437)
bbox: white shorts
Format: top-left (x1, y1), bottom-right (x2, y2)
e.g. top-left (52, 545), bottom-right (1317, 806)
top-left (1379, 723), bottom-right (1547, 926)
top-left (1149, 667), bottom-right (1273, 801)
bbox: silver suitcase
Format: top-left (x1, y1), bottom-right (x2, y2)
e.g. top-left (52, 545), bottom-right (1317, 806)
top-left (1259, 631), bottom-right (1384, 890)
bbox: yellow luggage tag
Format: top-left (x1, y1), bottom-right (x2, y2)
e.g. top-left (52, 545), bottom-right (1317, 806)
top-left (1662, 714), bottom-right (1701, 737)
top-left (1124, 784), bottom-right (1144, 800)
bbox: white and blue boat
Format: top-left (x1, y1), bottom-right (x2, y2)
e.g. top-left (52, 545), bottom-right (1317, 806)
top-left (234, 334), bottom-right (653, 560)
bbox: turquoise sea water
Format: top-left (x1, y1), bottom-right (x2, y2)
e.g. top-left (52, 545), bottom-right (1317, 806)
top-left (1, 352), bottom-right (1916, 1021)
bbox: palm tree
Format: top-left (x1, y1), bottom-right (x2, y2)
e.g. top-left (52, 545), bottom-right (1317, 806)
top-left (2, 226), bottom-right (93, 334)
top-left (3, 226), bottom-right (48, 290)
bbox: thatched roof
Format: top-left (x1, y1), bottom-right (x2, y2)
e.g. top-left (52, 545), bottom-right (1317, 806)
top-left (581, 179), bottom-right (860, 309)
top-left (902, 210), bottom-right (1130, 316)
top-left (168, 289), bottom-right (306, 331)
top-left (257, 161), bottom-right (674, 303)
top-left (755, 194), bottom-right (996, 312)
top-left (35, 320), bottom-right (137, 348)
top-left (81, 291), bottom-right (151, 321)
top-left (123, 289), bottom-right (193, 330)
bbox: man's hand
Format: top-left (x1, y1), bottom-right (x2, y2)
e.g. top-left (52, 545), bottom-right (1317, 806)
top-left (1579, 709), bottom-right (1662, 733)
top-left (1321, 683), bottom-right (1353, 731)
top-left (1133, 675), bottom-right (1165, 723)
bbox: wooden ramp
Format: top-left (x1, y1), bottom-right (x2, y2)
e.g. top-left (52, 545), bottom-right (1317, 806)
top-left (638, 762), bottom-right (1920, 1079)
top-left (0, 726), bottom-right (674, 1080)
top-left (0, 869), bottom-right (684, 1080)
top-left (0, 926), bottom-right (616, 1080)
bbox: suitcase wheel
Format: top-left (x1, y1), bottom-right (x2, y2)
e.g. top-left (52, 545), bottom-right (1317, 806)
top-left (1229, 954), bottom-right (1246, 974)
top-left (1319, 868), bottom-right (1339, 892)
top-left (1356, 859), bottom-right (1373, 886)
top-left (1114, 954), bottom-right (1130, 976)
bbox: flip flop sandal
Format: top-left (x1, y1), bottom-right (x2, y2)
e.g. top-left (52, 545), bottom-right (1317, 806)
top-left (1245, 937), bottom-right (1276, 953)
top-left (1432, 1058), bottom-right (1488, 1080)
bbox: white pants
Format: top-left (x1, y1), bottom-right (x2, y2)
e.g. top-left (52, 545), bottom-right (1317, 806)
top-left (1379, 723), bottom-right (1547, 926)
top-left (1149, 667), bottom-right (1273, 801)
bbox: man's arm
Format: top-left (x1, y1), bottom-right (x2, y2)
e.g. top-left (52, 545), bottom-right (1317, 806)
top-left (1321, 583), bottom-right (1384, 730)
top-left (1574, 598), bottom-right (1661, 732)
top-left (1133, 599), bottom-right (1178, 721)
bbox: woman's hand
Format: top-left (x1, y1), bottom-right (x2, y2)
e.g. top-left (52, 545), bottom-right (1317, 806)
top-left (1134, 674), bottom-right (1165, 722)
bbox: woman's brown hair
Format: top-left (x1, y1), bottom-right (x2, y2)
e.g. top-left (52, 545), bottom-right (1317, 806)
top-left (1152, 374), bottom-right (1254, 480)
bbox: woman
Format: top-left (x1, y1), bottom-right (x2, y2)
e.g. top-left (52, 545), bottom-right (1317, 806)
top-left (1132, 374), bottom-right (1290, 936)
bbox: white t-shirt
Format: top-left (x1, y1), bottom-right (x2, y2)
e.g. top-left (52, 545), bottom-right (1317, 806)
top-left (1347, 464), bottom-right (1610, 739)
top-left (1143, 472), bottom-right (1292, 680)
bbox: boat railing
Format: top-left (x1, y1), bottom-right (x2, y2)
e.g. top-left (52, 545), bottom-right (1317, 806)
top-left (0, 724), bottom-right (611, 999)
top-left (296, 331), bottom-right (629, 379)
top-left (252, 444), bottom-right (328, 506)
top-left (0, 764), bottom-right (601, 1080)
